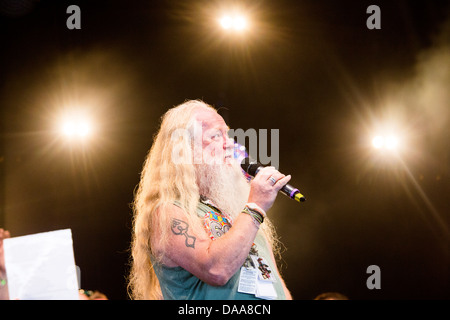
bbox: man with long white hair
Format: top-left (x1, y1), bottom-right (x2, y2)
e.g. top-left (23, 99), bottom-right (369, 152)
top-left (128, 100), bottom-right (292, 300)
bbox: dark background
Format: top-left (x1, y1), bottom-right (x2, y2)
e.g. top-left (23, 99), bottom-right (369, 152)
top-left (0, 0), bottom-right (449, 300)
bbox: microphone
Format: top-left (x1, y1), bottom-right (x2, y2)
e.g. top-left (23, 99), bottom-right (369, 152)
top-left (241, 159), bottom-right (306, 203)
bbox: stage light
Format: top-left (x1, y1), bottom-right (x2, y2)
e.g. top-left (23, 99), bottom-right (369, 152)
top-left (372, 135), bottom-right (384, 149)
top-left (233, 16), bottom-right (247, 30)
top-left (59, 113), bottom-right (93, 140)
top-left (371, 134), bottom-right (399, 150)
top-left (62, 122), bottom-right (75, 136)
top-left (219, 14), bottom-right (248, 31)
top-left (220, 16), bottom-right (233, 29)
top-left (385, 135), bottom-right (399, 150)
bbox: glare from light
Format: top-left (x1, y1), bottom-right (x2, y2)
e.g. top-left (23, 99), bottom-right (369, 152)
top-left (371, 134), bottom-right (400, 150)
top-left (60, 117), bottom-right (92, 139)
top-left (219, 14), bottom-right (248, 31)
top-left (220, 16), bottom-right (233, 29)
top-left (385, 135), bottom-right (399, 150)
top-left (372, 135), bottom-right (384, 149)
top-left (62, 122), bottom-right (76, 136)
top-left (234, 16), bottom-right (247, 30)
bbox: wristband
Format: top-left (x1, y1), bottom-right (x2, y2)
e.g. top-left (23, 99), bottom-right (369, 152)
top-left (242, 206), bottom-right (264, 227)
top-left (246, 202), bottom-right (267, 218)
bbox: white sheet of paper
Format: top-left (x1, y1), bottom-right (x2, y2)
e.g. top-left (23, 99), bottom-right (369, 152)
top-left (255, 279), bottom-right (278, 300)
top-left (3, 229), bottom-right (79, 300)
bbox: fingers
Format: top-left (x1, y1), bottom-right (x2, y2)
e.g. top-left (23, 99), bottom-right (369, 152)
top-left (255, 166), bottom-right (291, 189)
top-left (0, 229), bottom-right (11, 240)
top-left (273, 174), bottom-right (291, 191)
top-left (249, 167), bottom-right (292, 212)
top-left (255, 166), bottom-right (277, 179)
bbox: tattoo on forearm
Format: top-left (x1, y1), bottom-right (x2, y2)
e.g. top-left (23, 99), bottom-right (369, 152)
top-left (171, 219), bottom-right (196, 248)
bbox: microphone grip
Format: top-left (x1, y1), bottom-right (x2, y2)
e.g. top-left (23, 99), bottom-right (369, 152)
top-left (241, 159), bottom-right (306, 203)
top-left (280, 184), bottom-right (306, 203)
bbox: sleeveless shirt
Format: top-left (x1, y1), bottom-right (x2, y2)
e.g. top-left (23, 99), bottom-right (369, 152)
top-left (152, 201), bottom-right (286, 300)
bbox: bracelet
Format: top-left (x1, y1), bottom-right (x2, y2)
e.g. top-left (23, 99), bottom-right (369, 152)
top-left (242, 206), bottom-right (264, 227)
top-left (245, 202), bottom-right (267, 218)
top-left (0, 278), bottom-right (6, 287)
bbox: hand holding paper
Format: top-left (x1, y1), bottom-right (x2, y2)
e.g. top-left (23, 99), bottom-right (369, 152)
top-left (0, 228), bottom-right (11, 276)
top-left (0, 228), bottom-right (11, 300)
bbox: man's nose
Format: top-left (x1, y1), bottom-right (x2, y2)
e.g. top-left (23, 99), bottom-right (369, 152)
top-left (224, 136), bottom-right (235, 149)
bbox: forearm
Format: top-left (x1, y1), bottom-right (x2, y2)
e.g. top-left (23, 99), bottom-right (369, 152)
top-left (204, 212), bottom-right (259, 285)
top-left (164, 204), bottom-right (263, 286)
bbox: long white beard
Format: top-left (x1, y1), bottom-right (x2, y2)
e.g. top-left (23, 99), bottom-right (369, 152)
top-left (195, 160), bottom-right (250, 219)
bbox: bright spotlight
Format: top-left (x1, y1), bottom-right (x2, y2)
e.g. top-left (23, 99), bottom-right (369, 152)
top-left (372, 134), bottom-right (400, 150)
top-left (219, 14), bottom-right (248, 31)
top-left (385, 135), bottom-right (399, 150)
top-left (60, 115), bottom-right (92, 140)
top-left (220, 16), bottom-right (233, 29)
top-left (372, 135), bottom-right (384, 149)
top-left (62, 122), bottom-right (76, 136)
top-left (234, 16), bottom-right (247, 30)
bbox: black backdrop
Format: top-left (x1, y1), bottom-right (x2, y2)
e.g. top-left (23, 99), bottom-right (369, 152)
top-left (1, 0), bottom-right (449, 300)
